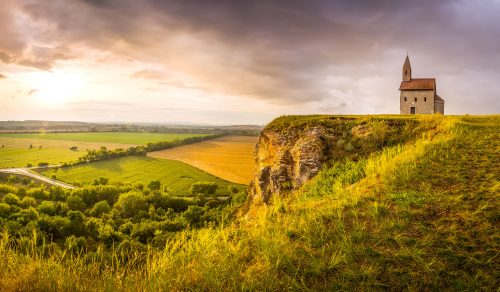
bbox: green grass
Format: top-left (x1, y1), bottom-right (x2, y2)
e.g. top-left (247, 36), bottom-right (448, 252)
top-left (0, 147), bottom-right (84, 169)
top-left (39, 156), bottom-right (241, 196)
top-left (0, 115), bottom-right (498, 290)
top-left (0, 132), bottom-right (208, 168)
top-left (0, 132), bottom-right (208, 145)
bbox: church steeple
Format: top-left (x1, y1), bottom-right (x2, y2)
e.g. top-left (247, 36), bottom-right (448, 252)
top-left (402, 55), bottom-right (411, 81)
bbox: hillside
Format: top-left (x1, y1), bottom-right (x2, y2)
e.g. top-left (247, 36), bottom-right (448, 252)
top-left (0, 115), bottom-right (498, 290)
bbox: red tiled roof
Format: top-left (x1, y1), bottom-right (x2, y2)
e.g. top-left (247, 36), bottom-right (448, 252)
top-left (399, 78), bottom-right (436, 90)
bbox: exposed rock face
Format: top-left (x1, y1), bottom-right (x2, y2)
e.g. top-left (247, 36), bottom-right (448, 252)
top-left (249, 126), bottom-right (334, 205)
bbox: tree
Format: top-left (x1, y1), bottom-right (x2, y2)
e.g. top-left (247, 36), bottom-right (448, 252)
top-left (37, 201), bottom-right (56, 215)
top-left (191, 182), bottom-right (218, 196)
top-left (92, 200), bottom-right (111, 217)
top-left (147, 180), bottom-right (161, 191)
top-left (114, 191), bottom-right (147, 218)
top-left (0, 203), bottom-right (11, 217)
top-left (67, 195), bottom-right (86, 211)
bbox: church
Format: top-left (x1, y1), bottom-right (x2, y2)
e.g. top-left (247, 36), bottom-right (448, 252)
top-left (399, 56), bottom-right (444, 114)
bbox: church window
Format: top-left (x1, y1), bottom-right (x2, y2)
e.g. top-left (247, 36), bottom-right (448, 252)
top-left (404, 97), bottom-right (407, 101)
top-left (405, 70), bottom-right (407, 75)
top-left (414, 97), bottom-right (417, 102)
top-left (424, 97), bottom-right (427, 101)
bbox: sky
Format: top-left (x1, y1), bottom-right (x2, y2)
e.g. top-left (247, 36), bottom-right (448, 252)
top-left (0, 0), bottom-right (499, 125)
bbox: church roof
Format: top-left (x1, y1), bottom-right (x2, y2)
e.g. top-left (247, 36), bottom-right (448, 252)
top-left (435, 94), bottom-right (444, 102)
top-left (399, 78), bottom-right (436, 90)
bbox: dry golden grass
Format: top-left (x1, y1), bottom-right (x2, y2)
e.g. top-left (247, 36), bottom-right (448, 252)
top-left (147, 135), bottom-right (258, 184)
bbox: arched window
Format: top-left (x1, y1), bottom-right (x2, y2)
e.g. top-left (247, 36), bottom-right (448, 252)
top-left (414, 97), bottom-right (417, 102)
top-left (405, 70), bottom-right (407, 75)
top-left (404, 97), bottom-right (407, 101)
top-left (424, 97), bottom-right (427, 102)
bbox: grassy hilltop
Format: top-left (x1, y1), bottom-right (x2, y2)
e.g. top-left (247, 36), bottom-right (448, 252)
top-left (0, 115), bottom-right (498, 290)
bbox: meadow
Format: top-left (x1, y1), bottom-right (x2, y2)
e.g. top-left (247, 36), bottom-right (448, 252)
top-left (0, 115), bottom-right (498, 290)
top-left (148, 135), bottom-right (258, 184)
top-left (39, 156), bottom-right (243, 197)
top-left (0, 132), bottom-right (208, 168)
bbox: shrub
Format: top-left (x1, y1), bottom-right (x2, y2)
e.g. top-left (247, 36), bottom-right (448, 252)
top-left (0, 202), bottom-right (11, 217)
top-left (3, 193), bottom-right (21, 206)
top-left (92, 200), bottom-right (111, 217)
top-left (66, 195), bottom-right (86, 211)
top-left (114, 191), bottom-right (147, 218)
top-left (70, 146), bottom-right (78, 151)
top-left (37, 201), bottom-right (56, 216)
top-left (93, 177), bottom-right (109, 186)
top-left (0, 184), bottom-right (18, 195)
top-left (21, 196), bottom-right (37, 208)
top-left (191, 182), bottom-right (218, 196)
top-left (38, 162), bottom-right (49, 167)
top-left (147, 180), bottom-right (161, 191)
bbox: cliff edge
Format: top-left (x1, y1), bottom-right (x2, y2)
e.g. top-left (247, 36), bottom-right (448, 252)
top-left (247, 115), bottom-right (429, 207)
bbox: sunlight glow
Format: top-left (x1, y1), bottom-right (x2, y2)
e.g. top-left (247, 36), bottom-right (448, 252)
top-left (30, 70), bottom-right (85, 106)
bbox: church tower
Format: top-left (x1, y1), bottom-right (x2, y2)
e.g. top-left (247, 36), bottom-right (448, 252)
top-left (402, 55), bottom-right (411, 81)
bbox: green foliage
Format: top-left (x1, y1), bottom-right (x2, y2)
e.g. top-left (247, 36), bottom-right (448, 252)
top-left (0, 203), bottom-right (11, 217)
top-left (114, 191), bottom-right (147, 218)
top-left (66, 195), bottom-right (86, 211)
top-left (147, 180), bottom-right (161, 190)
top-left (37, 201), bottom-right (56, 216)
top-left (91, 200), bottom-right (111, 217)
top-left (20, 196), bottom-right (37, 208)
top-left (2, 193), bottom-right (21, 206)
top-left (191, 182), bottom-right (218, 196)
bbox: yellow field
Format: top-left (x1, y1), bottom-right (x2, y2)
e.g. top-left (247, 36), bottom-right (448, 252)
top-left (147, 135), bottom-right (258, 184)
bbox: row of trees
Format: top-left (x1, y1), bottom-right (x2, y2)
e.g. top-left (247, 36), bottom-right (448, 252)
top-left (73, 134), bottom-right (224, 165)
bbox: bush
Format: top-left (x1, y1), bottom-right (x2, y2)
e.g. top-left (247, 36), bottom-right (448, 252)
top-left (191, 182), bottom-right (218, 196)
top-left (37, 201), bottom-right (56, 216)
top-left (38, 162), bottom-right (49, 167)
top-left (0, 184), bottom-right (18, 195)
top-left (3, 193), bottom-right (21, 206)
top-left (66, 195), bottom-right (86, 211)
top-left (92, 200), bottom-right (111, 217)
top-left (0, 203), bottom-right (11, 217)
top-left (93, 177), bottom-right (109, 186)
top-left (114, 191), bottom-right (147, 218)
top-left (21, 196), bottom-right (37, 208)
top-left (147, 180), bottom-right (161, 191)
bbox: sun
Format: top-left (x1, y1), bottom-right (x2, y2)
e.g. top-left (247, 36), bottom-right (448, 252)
top-left (30, 70), bottom-right (84, 106)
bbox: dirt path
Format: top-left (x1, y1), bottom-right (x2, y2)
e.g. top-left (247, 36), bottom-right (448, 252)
top-left (0, 167), bottom-right (76, 189)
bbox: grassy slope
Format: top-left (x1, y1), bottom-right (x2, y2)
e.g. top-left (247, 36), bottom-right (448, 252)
top-left (0, 115), bottom-right (498, 290)
top-left (0, 132), bottom-right (208, 145)
top-left (39, 156), bottom-right (240, 197)
top-left (0, 133), bottom-right (207, 168)
top-left (148, 135), bottom-right (258, 184)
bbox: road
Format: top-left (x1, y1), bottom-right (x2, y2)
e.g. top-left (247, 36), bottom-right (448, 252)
top-left (0, 168), bottom-right (75, 189)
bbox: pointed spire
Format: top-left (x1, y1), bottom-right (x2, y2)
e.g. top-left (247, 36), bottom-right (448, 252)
top-left (402, 54), bottom-right (411, 81)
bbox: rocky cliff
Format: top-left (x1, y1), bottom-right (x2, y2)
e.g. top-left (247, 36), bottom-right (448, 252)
top-left (247, 115), bottom-right (425, 207)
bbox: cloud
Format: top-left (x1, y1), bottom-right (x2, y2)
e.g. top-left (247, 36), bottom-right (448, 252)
top-left (1, 0), bottom-right (499, 116)
top-left (0, 74), bottom-right (6, 79)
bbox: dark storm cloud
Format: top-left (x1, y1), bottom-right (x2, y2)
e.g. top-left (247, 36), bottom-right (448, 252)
top-left (4, 0), bottom-right (500, 108)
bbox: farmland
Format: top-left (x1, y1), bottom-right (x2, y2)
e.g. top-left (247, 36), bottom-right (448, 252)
top-left (148, 135), bottom-right (258, 184)
top-left (0, 132), bottom-right (209, 168)
top-left (0, 132), bottom-right (209, 145)
top-left (39, 156), bottom-right (242, 196)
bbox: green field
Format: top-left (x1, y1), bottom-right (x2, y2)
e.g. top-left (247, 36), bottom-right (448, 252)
top-left (0, 132), bottom-right (208, 145)
top-left (39, 156), bottom-right (242, 196)
top-left (0, 132), bottom-right (208, 168)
